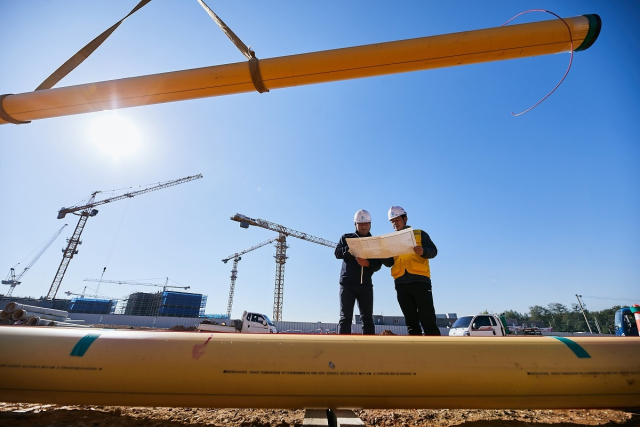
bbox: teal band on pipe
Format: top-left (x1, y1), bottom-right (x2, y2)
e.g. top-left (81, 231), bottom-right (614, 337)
top-left (70, 333), bottom-right (101, 357)
top-left (552, 336), bottom-right (591, 358)
top-left (575, 14), bottom-right (602, 51)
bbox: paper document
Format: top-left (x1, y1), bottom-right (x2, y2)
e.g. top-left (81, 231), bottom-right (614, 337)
top-left (346, 228), bottom-right (417, 259)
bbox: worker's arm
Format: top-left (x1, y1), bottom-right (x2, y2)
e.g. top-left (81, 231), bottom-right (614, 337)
top-left (334, 234), bottom-right (354, 260)
top-left (381, 257), bottom-right (394, 267)
top-left (368, 258), bottom-right (383, 272)
top-left (419, 231), bottom-right (438, 259)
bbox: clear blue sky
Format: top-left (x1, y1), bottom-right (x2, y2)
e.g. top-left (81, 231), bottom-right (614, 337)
top-left (1, 1), bottom-right (638, 322)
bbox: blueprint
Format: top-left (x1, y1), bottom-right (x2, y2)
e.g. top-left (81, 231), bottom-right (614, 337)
top-left (346, 228), bottom-right (416, 259)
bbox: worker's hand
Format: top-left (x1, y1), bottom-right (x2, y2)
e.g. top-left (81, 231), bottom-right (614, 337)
top-left (413, 246), bottom-right (424, 256)
top-left (356, 257), bottom-right (370, 267)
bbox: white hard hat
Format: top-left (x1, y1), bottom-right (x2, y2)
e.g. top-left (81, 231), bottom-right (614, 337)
top-left (354, 209), bottom-right (372, 223)
top-left (388, 206), bottom-right (407, 221)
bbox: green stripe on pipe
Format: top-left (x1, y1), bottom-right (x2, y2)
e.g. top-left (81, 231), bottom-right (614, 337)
top-left (70, 333), bottom-right (101, 357)
top-left (552, 336), bottom-right (591, 358)
top-left (575, 14), bottom-right (602, 52)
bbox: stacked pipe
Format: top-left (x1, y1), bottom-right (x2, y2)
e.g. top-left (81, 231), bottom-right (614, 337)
top-left (0, 302), bottom-right (88, 327)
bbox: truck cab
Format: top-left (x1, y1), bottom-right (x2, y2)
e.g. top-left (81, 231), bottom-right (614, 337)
top-left (449, 314), bottom-right (506, 337)
top-left (615, 308), bottom-right (639, 336)
top-left (241, 311), bottom-right (277, 334)
top-left (197, 311), bottom-right (277, 333)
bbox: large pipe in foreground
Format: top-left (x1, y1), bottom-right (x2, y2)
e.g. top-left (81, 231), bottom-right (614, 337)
top-left (0, 14), bottom-right (601, 125)
top-left (0, 327), bottom-right (637, 409)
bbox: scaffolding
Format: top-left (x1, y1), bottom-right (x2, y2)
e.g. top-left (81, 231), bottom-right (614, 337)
top-left (68, 298), bottom-right (116, 314)
top-left (123, 291), bottom-right (207, 318)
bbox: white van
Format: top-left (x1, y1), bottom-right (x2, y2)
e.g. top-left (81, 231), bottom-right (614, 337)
top-left (449, 314), bottom-right (506, 337)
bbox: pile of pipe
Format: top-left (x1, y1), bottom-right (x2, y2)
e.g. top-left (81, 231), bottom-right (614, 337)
top-left (0, 302), bottom-right (88, 327)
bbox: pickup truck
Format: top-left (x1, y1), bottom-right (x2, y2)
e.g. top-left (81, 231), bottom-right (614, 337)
top-left (615, 306), bottom-right (639, 336)
top-left (197, 311), bottom-right (277, 333)
top-left (449, 314), bottom-right (508, 337)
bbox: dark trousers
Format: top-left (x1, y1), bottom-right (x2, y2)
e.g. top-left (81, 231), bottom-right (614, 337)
top-left (395, 282), bottom-right (440, 336)
top-left (339, 284), bottom-right (374, 335)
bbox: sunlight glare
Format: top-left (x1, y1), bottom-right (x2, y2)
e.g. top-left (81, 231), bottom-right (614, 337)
top-left (88, 113), bottom-right (143, 159)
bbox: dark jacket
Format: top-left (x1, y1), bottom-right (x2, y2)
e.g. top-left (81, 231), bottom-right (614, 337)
top-left (335, 231), bottom-right (383, 286)
top-left (382, 226), bottom-right (437, 286)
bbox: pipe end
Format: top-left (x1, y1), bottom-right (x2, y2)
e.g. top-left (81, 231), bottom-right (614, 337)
top-left (575, 14), bottom-right (602, 52)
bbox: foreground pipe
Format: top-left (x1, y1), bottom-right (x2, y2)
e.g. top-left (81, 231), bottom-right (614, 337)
top-left (0, 328), bottom-right (637, 409)
top-left (46, 321), bottom-right (91, 328)
top-left (0, 14), bottom-right (601, 125)
top-left (4, 303), bottom-right (68, 318)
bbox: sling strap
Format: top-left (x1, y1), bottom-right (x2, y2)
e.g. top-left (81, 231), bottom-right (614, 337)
top-left (196, 0), bottom-right (269, 93)
top-left (35, 0), bottom-right (153, 91)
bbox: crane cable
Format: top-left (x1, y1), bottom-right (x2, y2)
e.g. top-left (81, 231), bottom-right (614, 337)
top-left (96, 199), bottom-right (132, 296)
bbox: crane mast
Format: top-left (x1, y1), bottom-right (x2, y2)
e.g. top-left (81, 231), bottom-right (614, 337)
top-left (46, 174), bottom-right (203, 300)
top-left (222, 238), bottom-right (277, 319)
top-left (230, 213), bottom-right (336, 321)
top-left (2, 224), bottom-right (68, 297)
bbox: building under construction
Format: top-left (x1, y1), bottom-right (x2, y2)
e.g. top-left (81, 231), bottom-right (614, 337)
top-left (123, 291), bottom-right (207, 318)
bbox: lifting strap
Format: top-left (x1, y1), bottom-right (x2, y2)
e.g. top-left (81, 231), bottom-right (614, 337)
top-left (35, 0), bottom-right (153, 91)
top-left (196, 0), bottom-right (269, 93)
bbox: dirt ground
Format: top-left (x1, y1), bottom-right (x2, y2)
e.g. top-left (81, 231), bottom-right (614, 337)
top-left (1, 403), bottom-right (639, 427)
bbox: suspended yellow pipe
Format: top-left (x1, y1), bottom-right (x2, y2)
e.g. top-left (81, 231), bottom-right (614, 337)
top-left (0, 327), bottom-right (638, 409)
top-left (0, 14), bottom-right (601, 125)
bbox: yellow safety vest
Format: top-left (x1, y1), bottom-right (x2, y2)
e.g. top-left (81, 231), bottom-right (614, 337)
top-left (390, 229), bottom-right (431, 279)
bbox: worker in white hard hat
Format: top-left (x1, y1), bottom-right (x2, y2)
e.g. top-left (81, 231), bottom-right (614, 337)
top-left (382, 206), bottom-right (440, 336)
top-left (334, 209), bottom-right (382, 335)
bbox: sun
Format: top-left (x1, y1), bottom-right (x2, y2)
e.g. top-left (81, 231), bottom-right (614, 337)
top-left (88, 113), bottom-right (142, 159)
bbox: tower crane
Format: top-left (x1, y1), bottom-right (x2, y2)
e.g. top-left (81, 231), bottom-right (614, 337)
top-left (83, 278), bottom-right (190, 293)
top-left (230, 213), bottom-right (336, 321)
top-left (222, 238), bottom-right (277, 319)
top-left (2, 224), bottom-right (68, 297)
top-left (46, 174), bottom-right (203, 300)
top-left (64, 286), bottom-right (89, 298)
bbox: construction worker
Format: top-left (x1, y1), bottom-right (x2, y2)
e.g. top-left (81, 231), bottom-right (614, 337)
top-left (334, 209), bottom-right (382, 335)
top-left (382, 206), bottom-right (440, 336)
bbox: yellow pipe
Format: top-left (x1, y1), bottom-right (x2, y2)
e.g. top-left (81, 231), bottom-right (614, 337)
top-left (0, 14), bottom-right (601, 125)
top-left (0, 327), bottom-right (637, 409)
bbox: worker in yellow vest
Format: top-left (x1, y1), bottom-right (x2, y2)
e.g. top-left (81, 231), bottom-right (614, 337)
top-left (382, 206), bottom-right (440, 336)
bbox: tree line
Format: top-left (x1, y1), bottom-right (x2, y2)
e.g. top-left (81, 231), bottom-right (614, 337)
top-left (501, 303), bottom-right (623, 334)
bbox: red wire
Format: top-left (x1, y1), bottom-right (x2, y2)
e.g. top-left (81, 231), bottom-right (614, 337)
top-left (502, 10), bottom-right (574, 116)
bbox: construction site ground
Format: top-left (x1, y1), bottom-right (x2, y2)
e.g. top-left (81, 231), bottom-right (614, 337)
top-left (1, 403), bottom-right (639, 427)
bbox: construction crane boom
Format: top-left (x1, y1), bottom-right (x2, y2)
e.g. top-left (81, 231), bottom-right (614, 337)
top-left (83, 278), bottom-right (189, 292)
top-left (231, 214), bottom-right (336, 248)
top-left (2, 224), bottom-right (68, 297)
top-left (230, 213), bottom-right (336, 321)
top-left (57, 174), bottom-right (203, 219)
top-left (222, 238), bottom-right (277, 319)
top-left (46, 174), bottom-right (203, 300)
top-left (222, 238), bottom-right (277, 263)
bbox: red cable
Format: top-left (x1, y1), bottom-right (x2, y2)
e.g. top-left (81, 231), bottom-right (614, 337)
top-left (502, 10), bottom-right (574, 116)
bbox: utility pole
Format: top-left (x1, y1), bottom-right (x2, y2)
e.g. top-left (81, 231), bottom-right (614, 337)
top-left (575, 294), bottom-right (594, 333)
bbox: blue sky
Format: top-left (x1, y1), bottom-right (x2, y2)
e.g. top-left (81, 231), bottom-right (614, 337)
top-left (1, 1), bottom-right (638, 322)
